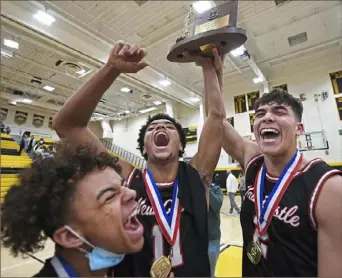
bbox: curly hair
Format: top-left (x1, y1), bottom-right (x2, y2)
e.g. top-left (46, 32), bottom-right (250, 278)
top-left (1, 144), bottom-right (121, 257)
top-left (137, 113), bottom-right (186, 160)
top-left (254, 88), bottom-right (303, 121)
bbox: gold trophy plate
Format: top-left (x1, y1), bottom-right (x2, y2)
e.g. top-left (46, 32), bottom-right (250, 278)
top-left (167, 27), bottom-right (247, 63)
top-left (150, 256), bottom-right (172, 278)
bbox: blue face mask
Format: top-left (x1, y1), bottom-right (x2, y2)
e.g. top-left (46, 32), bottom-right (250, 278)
top-left (65, 226), bottom-right (125, 271)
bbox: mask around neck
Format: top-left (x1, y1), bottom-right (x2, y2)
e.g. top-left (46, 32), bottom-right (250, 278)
top-left (64, 225), bottom-right (125, 271)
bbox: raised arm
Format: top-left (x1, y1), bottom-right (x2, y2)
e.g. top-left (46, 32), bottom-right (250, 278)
top-left (53, 41), bottom-right (149, 179)
top-left (315, 174), bottom-right (342, 277)
top-left (186, 49), bottom-right (225, 207)
top-left (211, 51), bottom-right (260, 168)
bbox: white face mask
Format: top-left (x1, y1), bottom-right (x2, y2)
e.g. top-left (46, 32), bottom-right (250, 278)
top-left (64, 226), bottom-right (125, 271)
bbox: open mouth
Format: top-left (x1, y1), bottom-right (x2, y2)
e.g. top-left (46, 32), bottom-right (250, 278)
top-left (154, 131), bottom-right (169, 147)
top-left (124, 208), bottom-right (140, 232)
top-left (260, 128), bottom-right (280, 142)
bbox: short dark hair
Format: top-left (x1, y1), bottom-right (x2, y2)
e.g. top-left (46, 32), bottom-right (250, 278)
top-left (137, 113), bottom-right (186, 160)
top-left (254, 88), bottom-right (303, 121)
top-left (1, 144), bottom-right (121, 257)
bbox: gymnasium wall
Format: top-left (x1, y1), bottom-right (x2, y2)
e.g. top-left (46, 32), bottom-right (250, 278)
top-left (1, 103), bottom-right (104, 141)
top-left (0, 103), bottom-right (58, 139)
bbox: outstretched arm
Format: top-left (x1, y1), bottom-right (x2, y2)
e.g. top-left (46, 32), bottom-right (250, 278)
top-left (53, 41), bottom-right (149, 179)
top-left (187, 49), bottom-right (225, 207)
top-left (211, 52), bottom-right (260, 169)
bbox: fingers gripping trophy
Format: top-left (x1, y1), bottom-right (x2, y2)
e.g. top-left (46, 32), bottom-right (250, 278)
top-left (167, 0), bottom-right (247, 63)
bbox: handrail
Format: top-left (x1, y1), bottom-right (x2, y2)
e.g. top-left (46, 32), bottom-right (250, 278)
top-left (99, 138), bottom-right (146, 169)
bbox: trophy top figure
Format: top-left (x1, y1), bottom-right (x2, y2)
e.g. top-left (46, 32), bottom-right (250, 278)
top-left (167, 0), bottom-right (247, 63)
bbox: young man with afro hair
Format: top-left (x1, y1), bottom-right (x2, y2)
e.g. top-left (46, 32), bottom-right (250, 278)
top-left (53, 41), bottom-right (226, 277)
top-left (1, 144), bottom-right (145, 277)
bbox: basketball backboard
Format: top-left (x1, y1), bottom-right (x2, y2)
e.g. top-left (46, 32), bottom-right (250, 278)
top-left (297, 130), bottom-right (329, 151)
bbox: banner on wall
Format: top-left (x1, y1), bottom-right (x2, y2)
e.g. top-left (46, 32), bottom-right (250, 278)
top-left (14, 111), bottom-right (28, 126)
top-left (48, 117), bottom-right (54, 130)
top-left (32, 114), bottom-right (45, 128)
top-left (330, 70), bottom-right (342, 95)
top-left (336, 97), bottom-right (342, 121)
top-left (249, 112), bottom-right (255, 133)
top-left (273, 84), bottom-right (288, 92)
top-left (234, 94), bottom-right (247, 114)
top-left (182, 126), bottom-right (197, 144)
top-left (227, 116), bottom-right (234, 127)
top-left (0, 108), bottom-right (8, 121)
top-left (247, 91), bottom-right (260, 111)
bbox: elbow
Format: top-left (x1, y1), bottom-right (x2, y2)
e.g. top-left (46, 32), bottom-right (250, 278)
top-left (208, 108), bottom-right (225, 121)
top-left (52, 115), bottom-right (68, 139)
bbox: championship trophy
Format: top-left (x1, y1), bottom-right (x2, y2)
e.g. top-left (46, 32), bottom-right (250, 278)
top-left (167, 0), bottom-right (247, 63)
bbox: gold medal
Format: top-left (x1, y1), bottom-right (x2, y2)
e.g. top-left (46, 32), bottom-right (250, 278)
top-left (150, 248), bottom-right (173, 278)
top-left (247, 240), bottom-right (262, 265)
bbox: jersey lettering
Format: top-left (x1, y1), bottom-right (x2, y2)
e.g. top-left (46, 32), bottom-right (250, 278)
top-left (152, 225), bottom-right (184, 267)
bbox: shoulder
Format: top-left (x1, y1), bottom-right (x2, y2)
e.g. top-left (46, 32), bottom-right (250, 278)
top-left (33, 259), bottom-right (56, 277)
top-left (307, 162), bottom-right (341, 230)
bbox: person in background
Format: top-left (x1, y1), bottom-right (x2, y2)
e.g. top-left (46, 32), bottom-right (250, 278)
top-left (18, 132), bottom-right (29, 155)
top-left (226, 170), bottom-right (240, 215)
top-left (26, 135), bottom-right (35, 154)
top-left (208, 181), bottom-right (223, 277)
top-left (239, 170), bottom-right (246, 204)
top-left (5, 126), bottom-right (11, 135)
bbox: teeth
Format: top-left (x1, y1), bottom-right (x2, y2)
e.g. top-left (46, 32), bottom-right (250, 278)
top-left (260, 128), bottom-right (279, 135)
top-left (128, 209), bottom-right (137, 222)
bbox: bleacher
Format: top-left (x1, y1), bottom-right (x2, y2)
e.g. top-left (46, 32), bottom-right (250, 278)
top-left (0, 133), bottom-right (32, 204)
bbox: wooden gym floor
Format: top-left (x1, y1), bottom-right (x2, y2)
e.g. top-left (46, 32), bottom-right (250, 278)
top-left (1, 195), bottom-right (243, 277)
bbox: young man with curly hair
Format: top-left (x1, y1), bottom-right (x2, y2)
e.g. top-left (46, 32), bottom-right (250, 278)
top-left (1, 145), bottom-right (144, 277)
top-left (52, 41), bottom-right (226, 277)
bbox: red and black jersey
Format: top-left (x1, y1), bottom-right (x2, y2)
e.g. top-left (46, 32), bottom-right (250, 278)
top-left (240, 155), bottom-right (341, 277)
top-left (115, 161), bottom-right (210, 277)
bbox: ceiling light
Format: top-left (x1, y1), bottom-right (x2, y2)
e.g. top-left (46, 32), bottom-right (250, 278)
top-left (121, 87), bottom-right (131, 93)
top-left (193, 1), bottom-right (213, 14)
top-left (20, 99), bottom-right (33, 104)
top-left (159, 79), bottom-right (171, 87)
top-left (94, 112), bottom-right (106, 117)
top-left (1, 49), bottom-right (13, 58)
top-left (43, 85), bottom-right (55, 92)
top-left (4, 39), bottom-right (19, 49)
top-left (76, 69), bottom-right (86, 75)
top-left (139, 107), bottom-right (157, 114)
top-left (190, 97), bottom-right (200, 102)
top-left (153, 101), bottom-right (162, 105)
top-left (33, 11), bottom-right (56, 26)
top-left (78, 69), bottom-right (93, 78)
top-left (253, 77), bottom-right (264, 84)
top-left (230, 45), bottom-right (246, 57)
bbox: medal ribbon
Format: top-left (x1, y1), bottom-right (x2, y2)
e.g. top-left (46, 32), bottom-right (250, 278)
top-left (51, 254), bottom-right (79, 277)
top-left (254, 149), bottom-right (302, 235)
top-left (143, 168), bottom-right (182, 245)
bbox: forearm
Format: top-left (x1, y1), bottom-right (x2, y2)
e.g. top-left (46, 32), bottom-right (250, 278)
top-left (202, 66), bottom-right (225, 119)
top-left (53, 64), bottom-right (120, 134)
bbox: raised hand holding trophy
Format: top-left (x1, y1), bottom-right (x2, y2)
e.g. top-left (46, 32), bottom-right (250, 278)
top-left (167, 0), bottom-right (247, 63)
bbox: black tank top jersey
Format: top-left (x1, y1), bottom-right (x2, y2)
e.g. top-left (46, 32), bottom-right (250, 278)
top-left (122, 161), bottom-right (210, 277)
top-left (240, 155), bottom-right (341, 277)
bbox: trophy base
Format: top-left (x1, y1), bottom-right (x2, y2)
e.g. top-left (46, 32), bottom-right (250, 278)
top-left (167, 27), bottom-right (247, 63)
